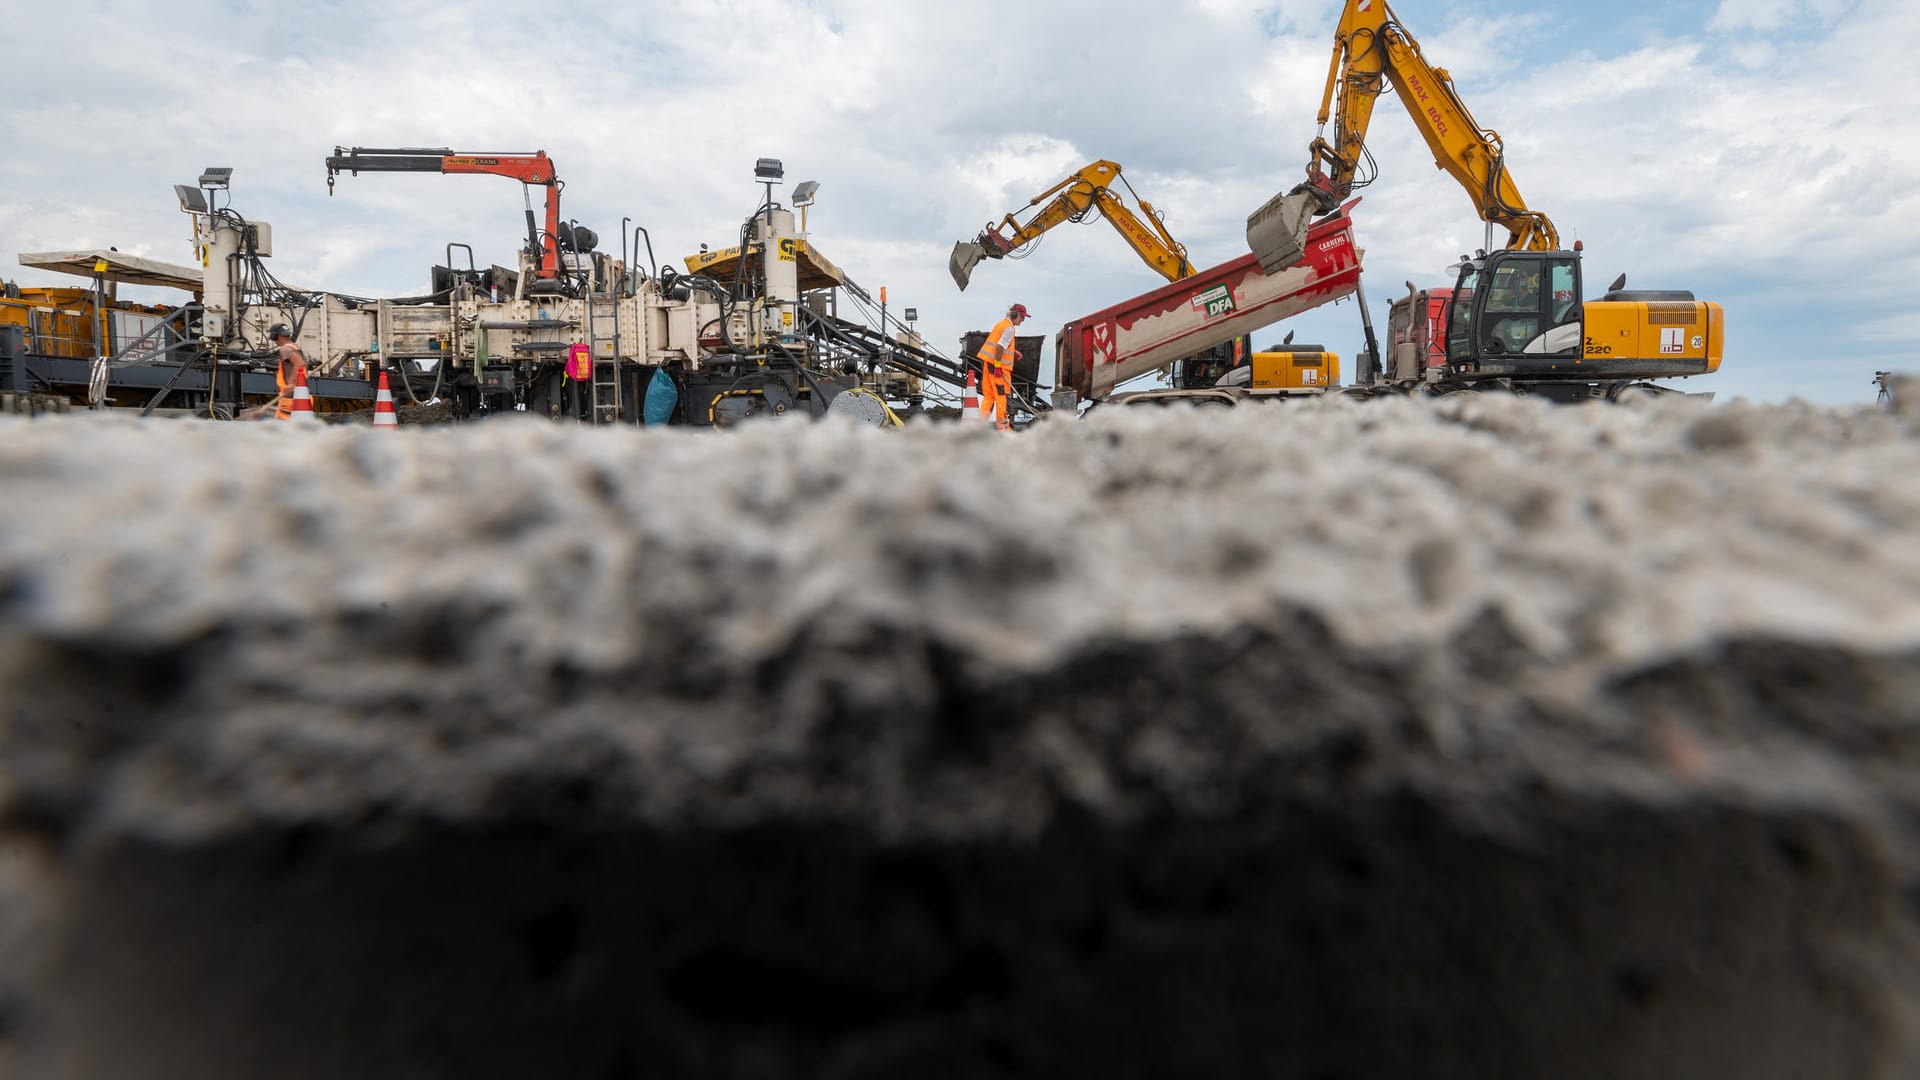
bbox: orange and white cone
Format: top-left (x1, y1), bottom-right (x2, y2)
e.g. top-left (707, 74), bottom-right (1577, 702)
top-left (373, 370), bottom-right (398, 429)
top-left (288, 364), bottom-right (316, 422)
top-left (962, 368), bottom-right (982, 423)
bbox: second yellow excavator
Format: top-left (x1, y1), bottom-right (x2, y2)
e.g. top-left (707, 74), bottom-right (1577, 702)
top-left (950, 160), bottom-right (1193, 290)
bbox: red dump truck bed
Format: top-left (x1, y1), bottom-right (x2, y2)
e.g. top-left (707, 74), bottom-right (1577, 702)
top-left (1054, 199), bottom-right (1363, 401)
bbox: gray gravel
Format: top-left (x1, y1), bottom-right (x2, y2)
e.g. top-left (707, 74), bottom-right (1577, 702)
top-left (2, 395), bottom-right (1918, 1079)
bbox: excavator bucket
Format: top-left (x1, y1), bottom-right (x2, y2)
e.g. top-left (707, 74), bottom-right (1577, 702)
top-left (1246, 190), bottom-right (1320, 275)
top-left (950, 241), bottom-right (988, 291)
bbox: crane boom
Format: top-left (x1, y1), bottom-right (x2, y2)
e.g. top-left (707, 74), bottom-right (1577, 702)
top-left (1248, 0), bottom-right (1555, 271)
top-left (324, 147), bottom-right (564, 279)
top-left (950, 160), bottom-right (1193, 290)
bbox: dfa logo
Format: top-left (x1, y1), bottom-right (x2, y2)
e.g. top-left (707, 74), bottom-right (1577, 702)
top-left (1190, 284), bottom-right (1235, 318)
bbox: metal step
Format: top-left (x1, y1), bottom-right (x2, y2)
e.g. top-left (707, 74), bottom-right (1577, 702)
top-left (583, 298), bottom-right (621, 425)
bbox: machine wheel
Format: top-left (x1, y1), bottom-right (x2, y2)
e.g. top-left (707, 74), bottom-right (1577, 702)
top-left (825, 387), bottom-right (898, 427)
top-left (1609, 383), bottom-right (1665, 404)
top-left (708, 371), bottom-right (797, 428)
top-left (1442, 377), bottom-right (1514, 397)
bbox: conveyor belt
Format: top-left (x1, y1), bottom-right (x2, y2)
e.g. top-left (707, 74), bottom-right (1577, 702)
top-left (804, 310), bottom-right (974, 390)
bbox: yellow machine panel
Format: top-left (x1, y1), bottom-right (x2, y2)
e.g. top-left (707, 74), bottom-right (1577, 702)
top-left (1251, 348), bottom-right (1340, 392)
top-left (682, 239), bottom-right (849, 293)
top-left (1582, 300), bottom-right (1724, 374)
top-left (0, 288), bottom-right (104, 359)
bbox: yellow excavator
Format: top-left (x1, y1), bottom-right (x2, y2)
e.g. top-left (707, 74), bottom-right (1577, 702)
top-left (1247, 0), bottom-right (1722, 398)
top-left (950, 160), bottom-right (1194, 291)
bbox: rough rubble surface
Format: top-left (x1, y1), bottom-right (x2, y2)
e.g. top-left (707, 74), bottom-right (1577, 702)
top-left (2, 396), bottom-right (1919, 1079)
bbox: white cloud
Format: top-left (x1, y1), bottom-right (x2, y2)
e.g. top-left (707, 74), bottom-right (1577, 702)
top-left (1708, 0), bottom-right (1854, 32)
top-left (1710, 0), bottom-right (1805, 32)
top-left (1858, 310), bottom-right (1920, 343)
top-left (1726, 40), bottom-right (1779, 67)
top-left (959, 136), bottom-right (1092, 210)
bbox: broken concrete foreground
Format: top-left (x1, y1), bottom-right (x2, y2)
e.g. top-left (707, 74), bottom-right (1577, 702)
top-left (2, 397), bottom-right (1918, 1078)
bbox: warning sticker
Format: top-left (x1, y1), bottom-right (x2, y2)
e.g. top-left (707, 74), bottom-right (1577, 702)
top-left (1660, 328), bottom-right (1684, 355)
top-left (1191, 284), bottom-right (1235, 318)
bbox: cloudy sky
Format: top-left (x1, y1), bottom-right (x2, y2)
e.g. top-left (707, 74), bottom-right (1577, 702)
top-left (3, 0), bottom-right (1914, 404)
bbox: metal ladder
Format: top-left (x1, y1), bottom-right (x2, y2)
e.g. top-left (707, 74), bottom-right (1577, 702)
top-left (585, 296), bottom-right (621, 424)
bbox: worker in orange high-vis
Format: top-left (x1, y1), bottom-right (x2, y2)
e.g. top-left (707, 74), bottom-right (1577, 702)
top-left (974, 302), bottom-right (1027, 431)
top-left (241, 324), bottom-right (311, 420)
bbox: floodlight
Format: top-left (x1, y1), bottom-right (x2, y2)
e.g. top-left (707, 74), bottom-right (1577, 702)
top-left (198, 167), bottom-right (233, 188)
top-left (174, 184), bottom-right (209, 214)
top-left (904, 307), bottom-right (918, 323)
top-left (792, 180), bottom-right (819, 207)
top-left (753, 158), bottom-right (784, 181)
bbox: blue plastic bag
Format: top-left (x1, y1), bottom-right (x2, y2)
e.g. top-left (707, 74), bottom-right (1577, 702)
top-left (643, 369), bottom-right (679, 427)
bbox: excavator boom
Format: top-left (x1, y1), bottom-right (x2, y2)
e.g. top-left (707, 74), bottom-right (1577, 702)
top-left (951, 160), bottom-right (1192, 290)
top-left (1248, 0), bottom-right (1555, 271)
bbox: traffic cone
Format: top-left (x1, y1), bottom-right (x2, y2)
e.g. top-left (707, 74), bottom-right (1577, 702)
top-left (962, 368), bottom-right (982, 423)
top-left (288, 364), bottom-right (315, 422)
top-left (373, 370), bottom-right (398, 429)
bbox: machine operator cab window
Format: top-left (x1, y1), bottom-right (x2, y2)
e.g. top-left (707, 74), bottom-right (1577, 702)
top-left (1447, 254), bottom-right (1581, 363)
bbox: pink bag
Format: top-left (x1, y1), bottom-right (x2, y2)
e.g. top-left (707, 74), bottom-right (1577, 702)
top-left (565, 343), bottom-right (592, 382)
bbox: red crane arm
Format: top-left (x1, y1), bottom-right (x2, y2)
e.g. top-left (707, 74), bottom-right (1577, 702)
top-left (325, 147), bottom-right (564, 279)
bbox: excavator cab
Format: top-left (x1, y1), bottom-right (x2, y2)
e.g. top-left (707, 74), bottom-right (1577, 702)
top-left (1443, 250), bottom-right (1583, 372)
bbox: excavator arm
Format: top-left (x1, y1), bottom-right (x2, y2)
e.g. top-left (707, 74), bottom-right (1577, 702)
top-left (325, 147), bottom-right (564, 279)
top-left (951, 160), bottom-right (1193, 290)
top-left (1248, 0), bottom-right (1557, 272)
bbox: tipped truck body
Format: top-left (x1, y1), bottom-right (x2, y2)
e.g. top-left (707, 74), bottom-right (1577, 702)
top-left (1056, 200), bottom-right (1363, 402)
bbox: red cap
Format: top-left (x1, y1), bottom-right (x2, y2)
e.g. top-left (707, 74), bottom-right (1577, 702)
top-left (1009, 303), bottom-right (1029, 319)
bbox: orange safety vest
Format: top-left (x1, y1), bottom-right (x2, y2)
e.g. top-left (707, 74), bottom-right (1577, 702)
top-left (273, 342), bottom-right (308, 420)
top-left (976, 318), bottom-right (1018, 371)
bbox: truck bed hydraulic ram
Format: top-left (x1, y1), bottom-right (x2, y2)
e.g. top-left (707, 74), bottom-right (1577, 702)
top-left (1055, 199), bottom-right (1364, 401)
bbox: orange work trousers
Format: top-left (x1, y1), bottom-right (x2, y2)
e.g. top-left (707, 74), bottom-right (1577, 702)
top-left (981, 363), bottom-right (1013, 431)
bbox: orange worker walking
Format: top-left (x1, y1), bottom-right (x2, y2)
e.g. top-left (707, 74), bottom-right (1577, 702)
top-left (241, 323), bottom-right (311, 420)
top-left (974, 302), bottom-right (1027, 431)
